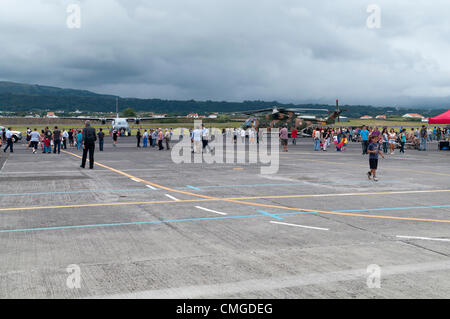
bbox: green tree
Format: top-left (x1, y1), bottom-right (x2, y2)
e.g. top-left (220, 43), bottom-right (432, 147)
top-left (121, 107), bottom-right (136, 117)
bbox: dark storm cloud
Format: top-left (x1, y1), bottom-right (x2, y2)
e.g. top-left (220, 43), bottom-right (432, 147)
top-left (0, 0), bottom-right (449, 106)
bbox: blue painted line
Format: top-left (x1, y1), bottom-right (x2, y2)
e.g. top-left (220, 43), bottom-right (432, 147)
top-left (186, 185), bottom-right (201, 191)
top-left (0, 188), bottom-right (158, 197)
top-left (174, 180), bottom-right (401, 191)
top-left (257, 210), bottom-right (284, 220)
top-left (0, 213), bottom-right (298, 234)
top-left (0, 203), bottom-right (448, 234)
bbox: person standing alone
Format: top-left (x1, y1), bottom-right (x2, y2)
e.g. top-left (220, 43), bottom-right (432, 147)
top-left (53, 126), bottom-right (62, 154)
top-left (97, 128), bottom-right (105, 151)
top-left (80, 121), bottom-right (97, 169)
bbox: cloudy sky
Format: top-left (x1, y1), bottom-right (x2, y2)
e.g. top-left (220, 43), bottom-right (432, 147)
top-left (0, 0), bottom-right (449, 106)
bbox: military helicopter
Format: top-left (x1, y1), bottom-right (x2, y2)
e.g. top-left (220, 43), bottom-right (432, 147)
top-left (238, 99), bottom-right (346, 135)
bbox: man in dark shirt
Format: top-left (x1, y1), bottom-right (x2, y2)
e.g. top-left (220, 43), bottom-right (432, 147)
top-left (97, 128), bottom-right (105, 151)
top-left (81, 121), bottom-right (97, 169)
top-left (53, 126), bottom-right (61, 154)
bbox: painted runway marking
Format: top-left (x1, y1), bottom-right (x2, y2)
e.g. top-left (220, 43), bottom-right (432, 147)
top-left (187, 185), bottom-right (201, 191)
top-left (270, 221), bottom-right (329, 231)
top-left (0, 211), bottom-right (315, 234)
top-left (146, 185), bottom-right (157, 190)
top-left (131, 178), bottom-right (141, 183)
top-left (195, 206), bottom-right (227, 215)
top-left (60, 151), bottom-right (450, 224)
top-left (165, 194), bottom-right (180, 201)
top-left (258, 210), bottom-right (284, 220)
top-left (397, 236), bottom-right (450, 242)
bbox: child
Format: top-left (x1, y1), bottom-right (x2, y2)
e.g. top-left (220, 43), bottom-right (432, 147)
top-left (367, 135), bottom-right (385, 182)
top-left (43, 136), bottom-right (51, 154)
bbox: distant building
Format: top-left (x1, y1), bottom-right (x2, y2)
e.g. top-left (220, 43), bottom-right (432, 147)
top-left (152, 114), bottom-right (167, 119)
top-left (208, 114), bottom-right (218, 119)
top-left (360, 115), bottom-right (373, 120)
top-left (46, 112), bottom-right (58, 118)
top-left (187, 113), bottom-right (199, 119)
top-left (376, 115), bottom-right (387, 120)
top-left (402, 113), bottom-right (424, 119)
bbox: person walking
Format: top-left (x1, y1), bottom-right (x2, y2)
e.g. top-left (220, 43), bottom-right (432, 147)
top-left (97, 128), bottom-right (105, 151)
top-left (280, 125), bottom-right (289, 152)
top-left (80, 121), bottom-right (97, 169)
top-left (3, 128), bottom-right (14, 153)
top-left (29, 128), bottom-right (40, 154)
top-left (291, 128), bottom-right (298, 145)
top-left (201, 125), bottom-right (210, 152)
top-left (112, 129), bottom-right (118, 147)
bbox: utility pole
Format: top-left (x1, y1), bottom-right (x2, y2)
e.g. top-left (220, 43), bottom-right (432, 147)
top-left (336, 99), bottom-right (340, 123)
top-left (116, 97), bottom-right (119, 118)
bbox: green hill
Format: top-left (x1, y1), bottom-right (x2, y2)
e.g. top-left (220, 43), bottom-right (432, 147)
top-left (0, 81), bottom-right (447, 118)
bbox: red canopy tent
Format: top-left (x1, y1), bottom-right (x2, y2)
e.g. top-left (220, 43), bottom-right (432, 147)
top-left (429, 110), bottom-right (450, 124)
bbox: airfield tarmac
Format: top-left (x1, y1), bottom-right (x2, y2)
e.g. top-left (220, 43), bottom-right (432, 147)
top-left (0, 137), bottom-right (449, 298)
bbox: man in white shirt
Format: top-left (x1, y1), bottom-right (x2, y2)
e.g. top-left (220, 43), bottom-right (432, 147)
top-left (193, 126), bottom-right (202, 153)
top-left (30, 128), bottom-right (40, 154)
top-left (3, 128), bottom-right (13, 153)
top-left (62, 129), bottom-right (69, 150)
top-left (201, 125), bottom-right (210, 153)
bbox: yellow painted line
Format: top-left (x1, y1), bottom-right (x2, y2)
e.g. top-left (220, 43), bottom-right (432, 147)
top-left (59, 151), bottom-right (450, 224)
top-left (2, 189), bottom-right (450, 213)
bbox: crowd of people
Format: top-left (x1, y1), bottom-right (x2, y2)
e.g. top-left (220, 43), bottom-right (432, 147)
top-left (309, 125), bottom-right (450, 154)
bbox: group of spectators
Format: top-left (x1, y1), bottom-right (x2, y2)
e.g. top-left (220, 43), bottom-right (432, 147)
top-left (309, 125), bottom-right (450, 154)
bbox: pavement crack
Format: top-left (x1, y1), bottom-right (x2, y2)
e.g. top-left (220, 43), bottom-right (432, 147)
top-left (398, 240), bottom-right (450, 258)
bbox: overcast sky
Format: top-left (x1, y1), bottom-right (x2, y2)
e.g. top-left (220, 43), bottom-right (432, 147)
top-left (0, 0), bottom-right (449, 106)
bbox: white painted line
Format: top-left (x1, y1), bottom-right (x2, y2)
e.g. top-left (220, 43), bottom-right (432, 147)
top-left (397, 236), bottom-right (450, 242)
top-left (270, 221), bottom-right (329, 231)
top-left (195, 206), bottom-right (228, 216)
top-left (165, 194), bottom-right (180, 201)
top-left (131, 178), bottom-right (141, 183)
top-left (146, 185), bottom-right (157, 190)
